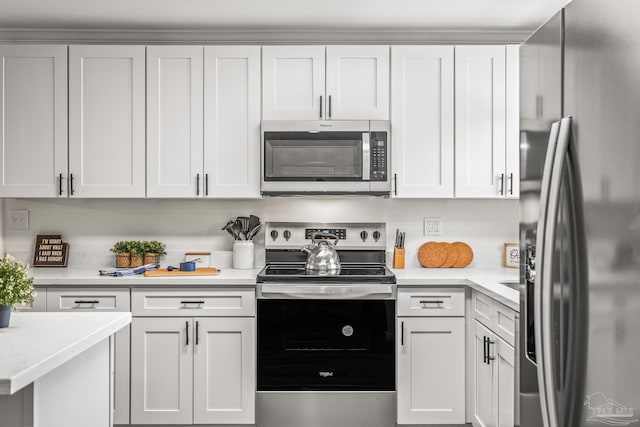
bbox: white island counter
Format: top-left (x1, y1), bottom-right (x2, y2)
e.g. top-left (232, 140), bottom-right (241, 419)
top-left (0, 312), bottom-right (131, 427)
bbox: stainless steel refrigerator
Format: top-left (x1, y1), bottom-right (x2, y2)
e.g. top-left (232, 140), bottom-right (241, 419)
top-left (520, 0), bottom-right (640, 426)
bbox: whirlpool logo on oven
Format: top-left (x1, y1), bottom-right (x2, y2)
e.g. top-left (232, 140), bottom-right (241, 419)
top-left (318, 371), bottom-right (334, 378)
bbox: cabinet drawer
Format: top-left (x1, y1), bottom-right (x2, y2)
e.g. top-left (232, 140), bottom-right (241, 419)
top-left (471, 290), bottom-right (494, 328)
top-left (494, 302), bottom-right (517, 346)
top-left (47, 288), bottom-right (130, 312)
top-left (397, 288), bottom-right (465, 317)
top-left (131, 288), bottom-right (255, 317)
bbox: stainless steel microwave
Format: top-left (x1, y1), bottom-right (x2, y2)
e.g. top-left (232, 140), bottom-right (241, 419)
top-left (261, 121), bottom-right (391, 196)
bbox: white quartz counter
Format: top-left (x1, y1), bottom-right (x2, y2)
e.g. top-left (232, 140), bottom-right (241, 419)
top-left (30, 266), bottom-right (519, 311)
top-left (0, 312), bottom-right (131, 395)
top-left (30, 267), bottom-right (261, 286)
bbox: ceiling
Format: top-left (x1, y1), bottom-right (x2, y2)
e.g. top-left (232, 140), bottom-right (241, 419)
top-left (0, 0), bottom-right (569, 33)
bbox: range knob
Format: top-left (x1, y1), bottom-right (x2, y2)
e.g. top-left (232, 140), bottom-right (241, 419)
top-left (373, 230), bottom-right (381, 242)
top-left (283, 230), bottom-right (292, 241)
top-left (360, 230), bottom-right (368, 242)
top-left (270, 230), bottom-right (279, 241)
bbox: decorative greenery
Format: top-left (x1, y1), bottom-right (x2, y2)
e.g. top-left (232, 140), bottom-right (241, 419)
top-left (0, 255), bottom-right (35, 306)
top-left (110, 240), bottom-right (166, 257)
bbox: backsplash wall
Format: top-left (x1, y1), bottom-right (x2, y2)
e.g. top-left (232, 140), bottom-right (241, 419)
top-left (3, 198), bottom-right (518, 269)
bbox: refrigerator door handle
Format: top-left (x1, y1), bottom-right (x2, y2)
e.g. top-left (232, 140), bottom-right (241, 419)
top-left (533, 120), bottom-right (561, 427)
top-left (540, 116), bottom-right (574, 427)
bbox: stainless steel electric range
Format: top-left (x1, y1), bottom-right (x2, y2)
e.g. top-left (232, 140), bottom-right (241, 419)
top-left (256, 222), bottom-right (397, 427)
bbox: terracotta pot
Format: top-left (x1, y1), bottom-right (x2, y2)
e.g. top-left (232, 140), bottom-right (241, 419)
top-left (130, 254), bottom-right (144, 268)
top-left (144, 253), bottom-right (159, 265)
top-left (115, 253), bottom-right (131, 268)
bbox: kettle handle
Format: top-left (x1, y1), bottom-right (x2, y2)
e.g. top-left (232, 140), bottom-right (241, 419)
top-left (312, 232), bottom-right (339, 246)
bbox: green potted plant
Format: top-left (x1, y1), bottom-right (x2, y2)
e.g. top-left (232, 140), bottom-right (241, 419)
top-left (129, 241), bottom-right (145, 268)
top-left (143, 241), bottom-right (166, 265)
top-left (0, 255), bottom-right (35, 328)
top-left (111, 241), bottom-right (132, 268)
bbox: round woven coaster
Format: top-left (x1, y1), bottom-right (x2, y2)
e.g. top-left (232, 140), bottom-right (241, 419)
top-left (451, 242), bottom-right (473, 268)
top-left (440, 243), bottom-right (459, 268)
top-left (418, 241), bottom-right (448, 268)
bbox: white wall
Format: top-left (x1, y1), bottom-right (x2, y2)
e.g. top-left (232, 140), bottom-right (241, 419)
top-left (3, 198), bottom-right (518, 269)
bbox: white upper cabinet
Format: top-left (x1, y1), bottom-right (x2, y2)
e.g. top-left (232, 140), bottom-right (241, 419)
top-left (204, 46), bottom-right (261, 198)
top-left (147, 46), bottom-right (204, 198)
top-left (455, 45), bottom-right (507, 198)
top-left (325, 45), bottom-right (389, 120)
top-left (262, 46), bottom-right (325, 120)
top-left (0, 45), bottom-right (67, 198)
top-left (69, 45), bottom-right (146, 198)
top-left (391, 46), bottom-right (454, 198)
top-left (262, 45), bottom-right (389, 120)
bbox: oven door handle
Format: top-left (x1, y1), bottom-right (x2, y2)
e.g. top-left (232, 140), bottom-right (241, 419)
top-left (258, 284), bottom-right (395, 299)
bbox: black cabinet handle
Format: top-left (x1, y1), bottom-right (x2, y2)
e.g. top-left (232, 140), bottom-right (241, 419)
top-left (498, 173), bottom-right (505, 196)
top-left (483, 336), bottom-right (488, 364)
top-left (487, 338), bottom-right (495, 363)
top-left (401, 321), bottom-right (404, 346)
top-left (186, 321), bottom-right (189, 346)
top-left (509, 172), bottom-right (514, 195)
top-left (328, 95), bottom-right (332, 118)
top-left (196, 173), bottom-right (200, 196)
top-left (394, 173), bottom-right (398, 196)
top-left (69, 173), bottom-right (75, 195)
top-left (205, 174), bottom-right (209, 196)
top-left (419, 300), bottom-right (444, 305)
top-left (196, 321), bottom-right (199, 345)
top-left (58, 173), bottom-right (64, 196)
top-left (75, 300), bottom-right (99, 304)
top-left (320, 95), bottom-right (323, 118)
top-left (181, 300), bottom-right (205, 304)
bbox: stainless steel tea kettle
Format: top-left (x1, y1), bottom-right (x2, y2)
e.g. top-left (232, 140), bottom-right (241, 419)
top-left (301, 232), bottom-right (341, 273)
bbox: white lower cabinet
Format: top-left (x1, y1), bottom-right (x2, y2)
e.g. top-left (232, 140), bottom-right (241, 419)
top-left (397, 288), bottom-right (466, 425)
top-left (471, 291), bottom-right (516, 427)
top-left (130, 289), bottom-right (256, 425)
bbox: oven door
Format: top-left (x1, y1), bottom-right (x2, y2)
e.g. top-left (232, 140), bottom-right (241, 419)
top-left (261, 121), bottom-right (390, 195)
top-left (257, 299), bottom-right (395, 391)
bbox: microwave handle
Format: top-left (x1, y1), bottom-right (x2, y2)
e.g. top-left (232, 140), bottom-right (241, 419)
top-left (362, 133), bottom-right (371, 181)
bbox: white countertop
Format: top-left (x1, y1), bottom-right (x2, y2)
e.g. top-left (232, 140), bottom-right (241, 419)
top-left (0, 312), bottom-right (131, 395)
top-left (30, 266), bottom-right (520, 311)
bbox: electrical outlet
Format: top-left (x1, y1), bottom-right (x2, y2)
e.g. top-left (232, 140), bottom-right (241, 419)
top-left (423, 216), bottom-right (443, 236)
top-left (7, 209), bottom-right (29, 230)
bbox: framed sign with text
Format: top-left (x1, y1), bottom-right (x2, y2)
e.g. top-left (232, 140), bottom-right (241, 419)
top-left (33, 235), bottom-right (69, 267)
top-left (503, 242), bottom-right (520, 269)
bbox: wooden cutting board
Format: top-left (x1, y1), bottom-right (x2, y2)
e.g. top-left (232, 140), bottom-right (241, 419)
top-left (143, 268), bottom-right (221, 277)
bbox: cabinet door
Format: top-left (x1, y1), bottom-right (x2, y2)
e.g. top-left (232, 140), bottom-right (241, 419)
top-left (397, 317), bottom-right (465, 424)
top-left (69, 45), bottom-right (145, 198)
top-left (262, 46), bottom-right (325, 120)
top-left (505, 45), bottom-right (520, 198)
top-left (455, 45), bottom-right (506, 198)
top-left (494, 337), bottom-right (515, 427)
top-left (193, 317), bottom-right (256, 424)
top-left (473, 320), bottom-right (495, 427)
top-left (204, 46), bottom-right (261, 198)
top-left (326, 45), bottom-right (389, 120)
top-left (0, 45), bottom-right (67, 197)
top-left (391, 46), bottom-right (454, 197)
top-left (147, 46), bottom-right (204, 198)
top-left (131, 317), bottom-right (193, 424)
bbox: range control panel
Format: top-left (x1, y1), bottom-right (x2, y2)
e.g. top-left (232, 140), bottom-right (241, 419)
top-left (265, 222), bottom-right (386, 250)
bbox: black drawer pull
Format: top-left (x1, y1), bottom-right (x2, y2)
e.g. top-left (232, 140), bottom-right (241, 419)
top-left (75, 300), bottom-right (99, 304)
top-left (186, 321), bottom-right (189, 346)
top-left (196, 321), bottom-right (199, 345)
top-left (483, 336), bottom-right (488, 364)
top-left (401, 321), bottom-right (404, 346)
top-left (419, 300), bottom-right (444, 305)
top-left (181, 300), bottom-right (205, 304)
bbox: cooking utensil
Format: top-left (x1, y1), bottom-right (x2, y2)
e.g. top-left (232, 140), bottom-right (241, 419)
top-left (233, 219), bottom-right (244, 240)
top-left (301, 232), bottom-right (341, 273)
top-left (249, 214), bottom-right (260, 232)
top-left (167, 261), bottom-right (197, 272)
top-left (247, 224), bottom-right (262, 240)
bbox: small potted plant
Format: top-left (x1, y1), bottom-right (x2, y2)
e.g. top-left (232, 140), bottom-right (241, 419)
top-left (129, 241), bottom-right (145, 268)
top-left (143, 241), bottom-right (166, 265)
top-left (111, 241), bottom-right (132, 268)
top-left (0, 255), bottom-right (35, 328)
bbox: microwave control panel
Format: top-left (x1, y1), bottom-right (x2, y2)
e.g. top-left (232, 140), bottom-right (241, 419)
top-left (370, 132), bottom-right (388, 181)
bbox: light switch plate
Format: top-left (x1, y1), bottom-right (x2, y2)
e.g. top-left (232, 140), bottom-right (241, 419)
top-left (423, 216), bottom-right (443, 236)
top-left (7, 209), bottom-right (29, 230)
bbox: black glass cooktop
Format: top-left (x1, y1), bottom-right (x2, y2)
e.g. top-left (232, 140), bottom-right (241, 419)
top-left (257, 264), bottom-right (396, 284)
